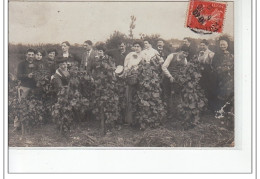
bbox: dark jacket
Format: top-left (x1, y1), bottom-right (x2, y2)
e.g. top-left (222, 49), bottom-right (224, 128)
top-left (17, 60), bottom-right (37, 88)
top-left (91, 55), bottom-right (116, 84)
top-left (187, 45), bottom-right (197, 62)
top-left (80, 50), bottom-right (98, 73)
top-left (212, 51), bottom-right (234, 99)
top-left (34, 60), bottom-right (45, 70)
top-left (106, 49), bottom-right (129, 66)
top-left (42, 57), bottom-right (57, 75)
top-left (51, 69), bottom-right (70, 93)
top-left (157, 48), bottom-right (171, 61)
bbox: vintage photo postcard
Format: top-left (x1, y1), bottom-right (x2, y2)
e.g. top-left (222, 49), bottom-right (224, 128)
top-left (8, 0), bottom-right (234, 148)
top-left (4, 0), bottom-right (255, 175)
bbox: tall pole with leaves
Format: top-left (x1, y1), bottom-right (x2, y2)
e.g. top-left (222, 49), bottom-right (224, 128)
top-left (129, 15), bottom-right (136, 39)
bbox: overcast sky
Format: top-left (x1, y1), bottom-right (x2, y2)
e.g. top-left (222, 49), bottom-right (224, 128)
top-left (9, 1), bottom-right (234, 44)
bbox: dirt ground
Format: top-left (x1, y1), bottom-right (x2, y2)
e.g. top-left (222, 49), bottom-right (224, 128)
top-left (8, 113), bottom-right (234, 147)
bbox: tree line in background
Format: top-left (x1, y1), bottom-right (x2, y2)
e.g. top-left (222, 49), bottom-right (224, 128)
top-left (8, 30), bottom-right (234, 66)
top-left (8, 31), bottom-right (233, 79)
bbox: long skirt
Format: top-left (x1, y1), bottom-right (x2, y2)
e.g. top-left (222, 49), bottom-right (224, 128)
top-left (125, 84), bottom-right (136, 124)
top-left (170, 82), bottom-right (182, 119)
top-left (199, 68), bottom-right (218, 111)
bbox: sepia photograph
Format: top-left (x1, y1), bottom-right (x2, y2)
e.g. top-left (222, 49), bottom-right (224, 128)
top-left (8, 0), bottom-right (234, 148)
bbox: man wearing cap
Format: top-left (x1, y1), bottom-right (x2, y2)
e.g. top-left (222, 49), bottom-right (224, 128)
top-left (17, 48), bottom-right (38, 98)
top-left (51, 60), bottom-right (70, 94)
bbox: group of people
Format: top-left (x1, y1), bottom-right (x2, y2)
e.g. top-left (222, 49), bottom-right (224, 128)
top-left (16, 36), bottom-right (234, 127)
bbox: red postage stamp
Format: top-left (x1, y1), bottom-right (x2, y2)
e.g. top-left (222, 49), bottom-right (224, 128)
top-left (186, 0), bottom-right (227, 33)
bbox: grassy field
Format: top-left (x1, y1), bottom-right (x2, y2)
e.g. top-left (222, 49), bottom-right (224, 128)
top-left (9, 112), bottom-right (234, 147)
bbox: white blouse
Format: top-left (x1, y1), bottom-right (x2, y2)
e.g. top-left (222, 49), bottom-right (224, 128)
top-left (124, 52), bottom-right (144, 71)
top-left (142, 47), bottom-right (160, 63)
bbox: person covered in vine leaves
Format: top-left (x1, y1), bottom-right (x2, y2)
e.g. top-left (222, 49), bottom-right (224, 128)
top-left (134, 40), bottom-right (166, 129)
top-left (161, 45), bottom-right (189, 120)
top-left (51, 60), bottom-right (72, 132)
top-left (33, 49), bottom-right (52, 98)
top-left (37, 48), bottom-right (60, 121)
top-left (196, 39), bottom-right (216, 112)
top-left (90, 43), bottom-right (120, 134)
top-left (142, 39), bottom-right (164, 85)
top-left (57, 41), bottom-right (81, 71)
top-left (79, 40), bottom-right (98, 121)
top-left (32, 49), bottom-right (54, 123)
top-left (16, 49), bottom-right (39, 130)
top-left (212, 36), bottom-right (234, 113)
top-left (123, 40), bottom-right (145, 125)
top-left (106, 41), bottom-right (130, 125)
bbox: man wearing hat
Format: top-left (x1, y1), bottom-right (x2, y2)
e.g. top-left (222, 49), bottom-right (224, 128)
top-left (51, 59), bottom-right (70, 94)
